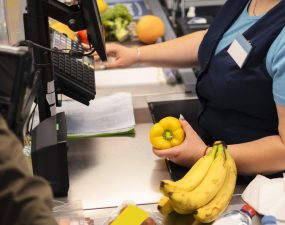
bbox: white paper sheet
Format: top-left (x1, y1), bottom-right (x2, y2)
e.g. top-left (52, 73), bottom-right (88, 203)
top-left (58, 92), bottom-right (135, 137)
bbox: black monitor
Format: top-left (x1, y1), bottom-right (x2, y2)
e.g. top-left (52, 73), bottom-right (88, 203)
top-left (0, 45), bottom-right (37, 140)
top-left (79, 0), bottom-right (107, 61)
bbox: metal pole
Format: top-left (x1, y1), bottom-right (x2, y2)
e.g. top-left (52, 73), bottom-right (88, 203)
top-left (25, 0), bottom-right (55, 121)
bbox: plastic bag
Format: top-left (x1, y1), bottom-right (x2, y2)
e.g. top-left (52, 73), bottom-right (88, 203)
top-left (52, 200), bottom-right (85, 225)
top-left (103, 201), bottom-right (163, 225)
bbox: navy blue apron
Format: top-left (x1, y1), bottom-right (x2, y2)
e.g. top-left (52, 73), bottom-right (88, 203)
top-left (196, 0), bottom-right (285, 145)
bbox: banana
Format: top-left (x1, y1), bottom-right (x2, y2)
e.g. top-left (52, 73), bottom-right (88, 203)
top-left (160, 144), bottom-right (218, 195)
top-left (157, 195), bottom-right (194, 215)
top-left (194, 147), bottom-right (237, 223)
top-left (171, 202), bottom-right (194, 215)
top-left (157, 196), bottom-right (173, 215)
top-left (168, 144), bottom-right (227, 214)
top-left (213, 140), bottom-right (223, 145)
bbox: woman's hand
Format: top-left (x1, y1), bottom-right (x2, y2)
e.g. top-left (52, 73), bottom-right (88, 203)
top-left (95, 43), bottom-right (139, 69)
top-left (152, 119), bottom-right (207, 167)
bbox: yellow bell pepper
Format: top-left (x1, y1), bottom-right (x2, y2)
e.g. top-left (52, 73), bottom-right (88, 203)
top-left (149, 116), bottom-right (185, 150)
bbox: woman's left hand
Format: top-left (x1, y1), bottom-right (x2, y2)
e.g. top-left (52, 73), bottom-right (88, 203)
top-left (152, 119), bottom-right (207, 167)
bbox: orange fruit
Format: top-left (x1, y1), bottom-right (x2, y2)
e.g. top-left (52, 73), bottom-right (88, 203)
top-left (136, 15), bottom-right (165, 44)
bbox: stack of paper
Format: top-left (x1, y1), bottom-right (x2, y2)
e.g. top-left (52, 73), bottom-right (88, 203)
top-left (58, 92), bottom-right (135, 138)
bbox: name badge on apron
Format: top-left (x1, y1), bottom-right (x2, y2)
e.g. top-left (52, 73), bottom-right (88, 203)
top-left (227, 33), bottom-right (253, 68)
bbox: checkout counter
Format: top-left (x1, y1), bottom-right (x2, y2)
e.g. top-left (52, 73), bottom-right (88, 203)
top-left (54, 76), bottom-right (261, 224)
top-left (55, 77), bottom-right (262, 224)
top-left (56, 1), bottom-right (262, 224)
top-left (3, 0), bottom-right (262, 224)
top-left (57, 94), bottom-right (262, 225)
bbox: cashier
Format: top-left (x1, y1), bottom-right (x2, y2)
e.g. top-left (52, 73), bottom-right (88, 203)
top-left (99, 0), bottom-right (285, 176)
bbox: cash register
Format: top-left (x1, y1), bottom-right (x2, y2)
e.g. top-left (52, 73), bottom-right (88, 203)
top-left (0, 0), bottom-right (107, 197)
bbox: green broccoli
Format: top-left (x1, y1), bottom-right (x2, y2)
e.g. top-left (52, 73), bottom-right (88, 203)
top-left (114, 17), bottom-right (129, 42)
top-left (113, 4), bottom-right (133, 21)
top-left (101, 4), bottom-right (133, 42)
top-left (102, 20), bottom-right (115, 29)
top-left (101, 7), bottom-right (116, 22)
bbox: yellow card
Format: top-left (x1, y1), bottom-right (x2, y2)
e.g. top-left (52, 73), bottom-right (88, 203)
top-left (111, 205), bottom-right (149, 225)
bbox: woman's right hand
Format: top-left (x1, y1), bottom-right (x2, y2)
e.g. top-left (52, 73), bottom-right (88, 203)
top-left (95, 43), bottom-right (139, 69)
top-left (152, 119), bottom-right (207, 167)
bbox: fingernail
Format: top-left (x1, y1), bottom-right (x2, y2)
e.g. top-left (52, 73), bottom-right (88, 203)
top-left (179, 114), bottom-right (185, 120)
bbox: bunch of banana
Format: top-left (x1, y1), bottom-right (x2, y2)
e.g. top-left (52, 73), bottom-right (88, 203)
top-left (157, 141), bottom-right (237, 223)
top-left (193, 147), bottom-right (237, 223)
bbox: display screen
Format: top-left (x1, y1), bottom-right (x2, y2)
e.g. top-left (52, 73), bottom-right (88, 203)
top-left (0, 50), bottom-right (17, 97)
top-left (0, 46), bottom-right (35, 138)
top-left (80, 0), bottom-right (107, 61)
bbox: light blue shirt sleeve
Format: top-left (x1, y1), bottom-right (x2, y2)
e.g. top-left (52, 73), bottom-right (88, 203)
top-left (266, 27), bottom-right (285, 107)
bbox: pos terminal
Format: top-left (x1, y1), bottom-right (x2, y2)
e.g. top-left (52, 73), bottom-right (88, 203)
top-left (0, 0), bottom-right (107, 197)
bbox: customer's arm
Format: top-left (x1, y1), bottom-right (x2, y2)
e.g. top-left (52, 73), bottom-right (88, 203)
top-left (101, 30), bottom-right (207, 69)
top-left (0, 115), bottom-right (57, 225)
